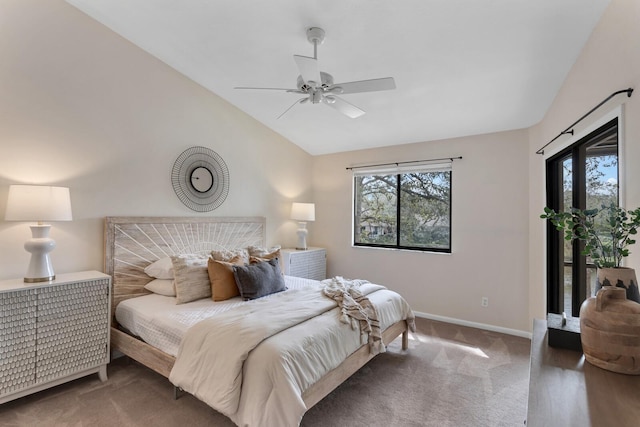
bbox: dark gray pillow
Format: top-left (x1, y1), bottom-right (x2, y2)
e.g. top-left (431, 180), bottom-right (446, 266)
top-left (233, 258), bottom-right (286, 300)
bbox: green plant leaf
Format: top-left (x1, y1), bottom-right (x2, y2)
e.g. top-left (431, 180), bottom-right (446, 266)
top-left (541, 204), bottom-right (640, 268)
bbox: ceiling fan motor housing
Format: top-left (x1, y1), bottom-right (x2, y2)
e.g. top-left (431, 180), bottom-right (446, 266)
top-left (297, 72), bottom-right (334, 91)
top-left (297, 72), bottom-right (335, 103)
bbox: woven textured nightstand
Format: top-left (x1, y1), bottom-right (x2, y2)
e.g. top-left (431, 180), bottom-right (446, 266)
top-left (0, 271), bottom-right (111, 404)
top-left (281, 247), bottom-right (326, 281)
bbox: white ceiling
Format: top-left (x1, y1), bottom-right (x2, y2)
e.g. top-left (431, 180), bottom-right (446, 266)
top-left (66, 0), bottom-right (610, 155)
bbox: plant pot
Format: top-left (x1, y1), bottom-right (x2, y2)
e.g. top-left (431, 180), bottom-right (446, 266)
top-left (595, 267), bottom-right (640, 304)
top-left (580, 286), bottom-right (640, 375)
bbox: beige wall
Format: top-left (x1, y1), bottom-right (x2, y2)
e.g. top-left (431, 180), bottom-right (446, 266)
top-left (313, 130), bottom-right (531, 333)
top-left (528, 0), bottom-right (640, 323)
top-left (0, 0), bottom-right (313, 280)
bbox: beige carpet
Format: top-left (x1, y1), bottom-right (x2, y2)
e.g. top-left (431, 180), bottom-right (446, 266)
top-left (0, 317), bottom-right (531, 427)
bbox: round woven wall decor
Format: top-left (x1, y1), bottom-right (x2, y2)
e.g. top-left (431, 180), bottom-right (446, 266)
top-left (171, 146), bottom-right (229, 212)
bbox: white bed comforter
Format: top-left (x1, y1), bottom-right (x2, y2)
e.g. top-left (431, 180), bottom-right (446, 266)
top-left (169, 281), bottom-right (413, 427)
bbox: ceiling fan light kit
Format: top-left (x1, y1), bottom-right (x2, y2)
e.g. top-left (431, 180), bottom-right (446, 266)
top-left (235, 27), bottom-right (395, 119)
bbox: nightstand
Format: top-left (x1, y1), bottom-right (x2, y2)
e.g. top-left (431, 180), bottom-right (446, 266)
top-left (281, 247), bottom-right (326, 280)
top-left (0, 271), bottom-right (111, 404)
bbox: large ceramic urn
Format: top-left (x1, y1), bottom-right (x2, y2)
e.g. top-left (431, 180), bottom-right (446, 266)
top-left (580, 286), bottom-right (640, 375)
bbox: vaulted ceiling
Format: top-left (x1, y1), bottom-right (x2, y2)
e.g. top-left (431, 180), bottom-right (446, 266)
top-left (66, 0), bottom-right (610, 155)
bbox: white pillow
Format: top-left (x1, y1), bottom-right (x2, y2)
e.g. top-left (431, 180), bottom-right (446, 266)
top-left (144, 257), bottom-right (174, 279)
top-left (143, 279), bottom-right (176, 297)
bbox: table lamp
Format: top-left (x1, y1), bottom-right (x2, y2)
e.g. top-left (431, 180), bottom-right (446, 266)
top-left (291, 202), bottom-right (315, 250)
top-left (5, 185), bottom-right (73, 282)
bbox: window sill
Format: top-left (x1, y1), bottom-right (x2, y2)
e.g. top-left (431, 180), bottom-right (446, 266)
top-left (351, 244), bottom-right (452, 255)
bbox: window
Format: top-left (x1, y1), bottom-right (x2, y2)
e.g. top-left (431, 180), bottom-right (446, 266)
top-left (353, 163), bottom-right (452, 252)
top-left (545, 118), bottom-right (618, 317)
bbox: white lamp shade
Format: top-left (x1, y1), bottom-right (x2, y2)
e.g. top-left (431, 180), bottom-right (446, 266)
top-left (5, 185), bottom-right (72, 222)
top-left (291, 202), bottom-right (315, 222)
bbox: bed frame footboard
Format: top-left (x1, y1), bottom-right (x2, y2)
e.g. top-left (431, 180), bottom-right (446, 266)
top-left (301, 319), bottom-right (409, 408)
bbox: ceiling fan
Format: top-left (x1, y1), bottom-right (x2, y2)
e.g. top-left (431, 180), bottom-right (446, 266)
top-left (235, 27), bottom-right (396, 119)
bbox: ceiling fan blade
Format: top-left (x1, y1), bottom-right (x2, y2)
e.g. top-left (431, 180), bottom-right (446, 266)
top-left (324, 96), bottom-right (365, 118)
top-left (293, 55), bottom-right (321, 86)
top-left (328, 77), bottom-right (396, 95)
top-left (277, 97), bottom-right (308, 120)
top-left (234, 86), bottom-right (296, 91)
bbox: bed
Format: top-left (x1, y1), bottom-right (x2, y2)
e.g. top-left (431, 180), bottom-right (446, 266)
top-left (104, 216), bottom-right (414, 427)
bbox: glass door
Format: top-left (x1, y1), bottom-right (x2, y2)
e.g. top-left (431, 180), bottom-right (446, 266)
top-left (546, 119), bottom-right (618, 317)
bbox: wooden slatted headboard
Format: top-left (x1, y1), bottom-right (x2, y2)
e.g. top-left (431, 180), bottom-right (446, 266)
top-left (104, 216), bottom-right (266, 314)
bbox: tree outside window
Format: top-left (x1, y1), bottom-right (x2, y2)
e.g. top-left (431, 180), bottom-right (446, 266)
top-left (353, 167), bottom-right (451, 252)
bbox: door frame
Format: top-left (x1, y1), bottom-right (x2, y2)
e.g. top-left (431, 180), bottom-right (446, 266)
top-left (542, 105), bottom-right (626, 316)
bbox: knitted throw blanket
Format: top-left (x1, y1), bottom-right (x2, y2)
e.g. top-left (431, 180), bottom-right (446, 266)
top-left (322, 277), bottom-right (386, 355)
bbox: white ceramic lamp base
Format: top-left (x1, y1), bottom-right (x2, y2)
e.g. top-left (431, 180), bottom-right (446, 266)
top-left (24, 224), bottom-right (57, 283)
top-left (296, 222), bottom-right (309, 250)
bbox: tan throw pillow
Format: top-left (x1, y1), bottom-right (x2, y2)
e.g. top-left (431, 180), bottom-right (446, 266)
top-left (171, 254), bottom-right (211, 304)
top-left (208, 255), bottom-right (245, 302)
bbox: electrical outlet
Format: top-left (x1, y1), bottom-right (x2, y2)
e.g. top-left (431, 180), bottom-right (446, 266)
top-left (481, 297), bottom-right (489, 307)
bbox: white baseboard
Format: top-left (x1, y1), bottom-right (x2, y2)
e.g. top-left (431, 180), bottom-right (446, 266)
top-left (413, 311), bottom-right (532, 339)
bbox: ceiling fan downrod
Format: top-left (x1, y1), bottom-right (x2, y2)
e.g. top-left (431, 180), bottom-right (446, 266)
top-left (306, 27), bottom-right (325, 60)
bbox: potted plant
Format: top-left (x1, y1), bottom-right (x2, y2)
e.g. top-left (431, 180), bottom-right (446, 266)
top-left (541, 203), bottom-right (640, 303)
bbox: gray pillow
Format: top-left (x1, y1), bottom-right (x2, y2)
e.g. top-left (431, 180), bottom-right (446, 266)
top-left (233, 258), bottom-right (286, 300)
